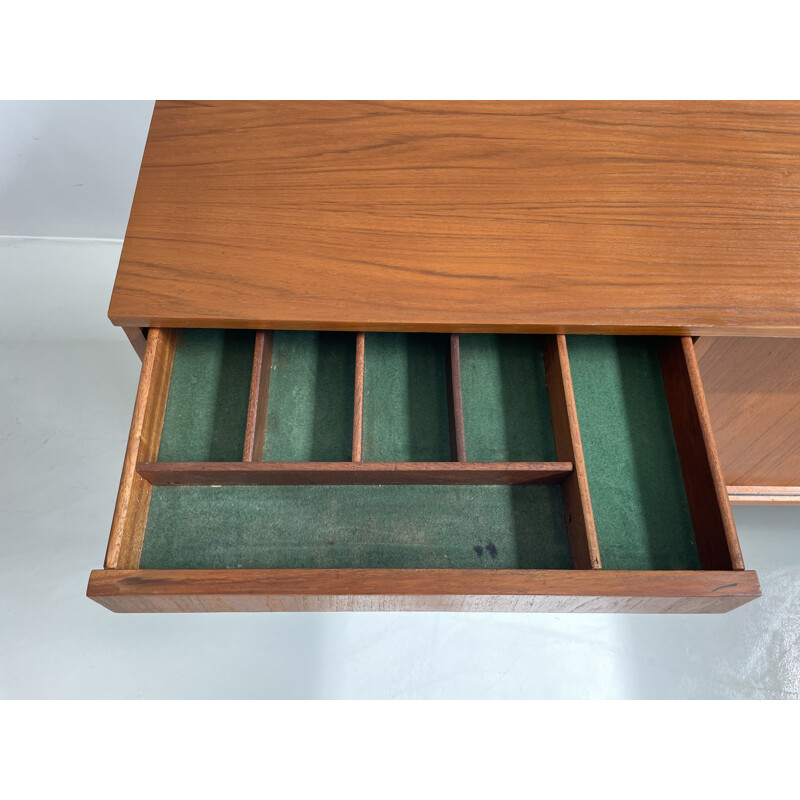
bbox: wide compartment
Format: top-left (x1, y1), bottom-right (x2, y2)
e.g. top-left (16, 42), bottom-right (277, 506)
top-left (90, 327), bottom-right (758, 613)
top-left (140, 484), bottom-right (571, 570)
top-left (158, 329), bottom-right (254, 461)
top-left (568, 336), bottom-right (700, 571)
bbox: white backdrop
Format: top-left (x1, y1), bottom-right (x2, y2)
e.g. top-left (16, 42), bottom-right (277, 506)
top-left (0, 100), bottom-right (153, 239)
top-left (1, 101), bottom-right (798, 699)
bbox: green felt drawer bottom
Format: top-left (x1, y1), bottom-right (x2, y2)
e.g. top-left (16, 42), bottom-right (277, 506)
top-left (140, 484), bottom-right (572, 570)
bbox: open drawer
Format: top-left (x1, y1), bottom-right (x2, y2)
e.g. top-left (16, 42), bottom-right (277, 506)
top-left (87, 329), bottom-right (760, 612)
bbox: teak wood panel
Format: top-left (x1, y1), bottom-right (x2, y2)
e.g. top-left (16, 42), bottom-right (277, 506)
top-left (445, 334), bottom-right (467, 462)
top-left (696, 337), bottom-right (800, 493)
top-left (87, 569), bottom-right (761, 613)
top-left (110, 101), bottom-right (800, 336)
top-left (105, 327), bottom-right (176, 569)
top-left (352, 331), bottom-right (365, 462)
top-left (242, 330), bottom-right (273, 461)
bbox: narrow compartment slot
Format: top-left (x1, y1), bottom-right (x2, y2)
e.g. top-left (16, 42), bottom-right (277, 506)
top-left (158, 329), bottom-right (254, 462)
top-left (459, 334), bottom-right (558, 462)
top-left (262, 331), bottom-right (355, 462)
top-left (446, 334), bottom-right (467, 461)
top-left (243, 331), bottom-right (274, 462)
top-left (139, 484), bottom-right (573, 570)
top-left (568, 335), bottom-right (701, 570)
top-left (362, 333), bottom-right (451, 462)
top-left (107, 327), bottom-right (177, 569)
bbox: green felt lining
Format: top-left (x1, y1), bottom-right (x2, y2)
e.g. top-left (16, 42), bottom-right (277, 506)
top-left (158, 329), bottom-right (254, 462)
top-left (567, 335), bottom-right (701, 570)
top-left (263, 331), bottom-right (355, 461)
top-left (140, 484), bottom-right (572, 570)
top-left (362, 333), bottom-right (452, 462)
top-left (459, 334), bottom-right (557, 462)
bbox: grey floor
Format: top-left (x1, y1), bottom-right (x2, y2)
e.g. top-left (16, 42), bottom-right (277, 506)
top-left (1, 238), bottom-right (798, 699)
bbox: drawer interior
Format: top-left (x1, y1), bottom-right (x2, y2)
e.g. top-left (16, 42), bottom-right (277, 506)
top-left (107, 328), bottom-right (744, 575)
top-left (363, 333), bottom-right (451, 462)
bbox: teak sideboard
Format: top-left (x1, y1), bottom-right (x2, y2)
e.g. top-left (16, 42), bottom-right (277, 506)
top-left (88, 101), bottom-right (800, 613)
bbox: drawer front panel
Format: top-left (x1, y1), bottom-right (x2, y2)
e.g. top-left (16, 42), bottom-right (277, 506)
top-left (88, 569), bottom-right (760, 613)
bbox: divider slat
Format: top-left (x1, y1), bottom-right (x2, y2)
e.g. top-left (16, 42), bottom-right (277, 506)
top-left (137, 460), bottom-right (573, 486)
top-left (658, 337), bottom-right (744, 570)
top-left (242, 330), bottom-right (274, 462)
top-left (352, 332), bottom-right (365, 461)
top-left (542, 335), bottom-right (602, 569)
top-left (446, 333), bottom-right (467, 461)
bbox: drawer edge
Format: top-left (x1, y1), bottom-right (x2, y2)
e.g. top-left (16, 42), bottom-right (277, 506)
top-left (728, 485), bottom-right (800, 505)
top-left (87, 569), bottom-right (761, 613)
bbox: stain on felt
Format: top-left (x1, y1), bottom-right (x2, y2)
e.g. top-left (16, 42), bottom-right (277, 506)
top-left (473, 542), bottom-right (499, 559)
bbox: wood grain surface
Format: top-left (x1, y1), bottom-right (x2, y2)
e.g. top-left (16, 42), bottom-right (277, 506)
top-left (110, 101), bottom-right (800, 336)
top-left (105, 327), bottom-right (176, 569)
top-left (87, 568), bottom-right (761, 613)
top-left (446, 334), bottom-right (467, 461)
top-left (543, 335), bottom-right (601, 569)
top-left (696, 337), bottom-right (800, 489)
top-left (242, 330), bottom-right (273, 461)
top-left (136, 460), bottom-right (573, 486)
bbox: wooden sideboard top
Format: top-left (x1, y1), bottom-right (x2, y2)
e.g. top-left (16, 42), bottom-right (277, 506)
top-left (110, 101), bottom-right (800, 335)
